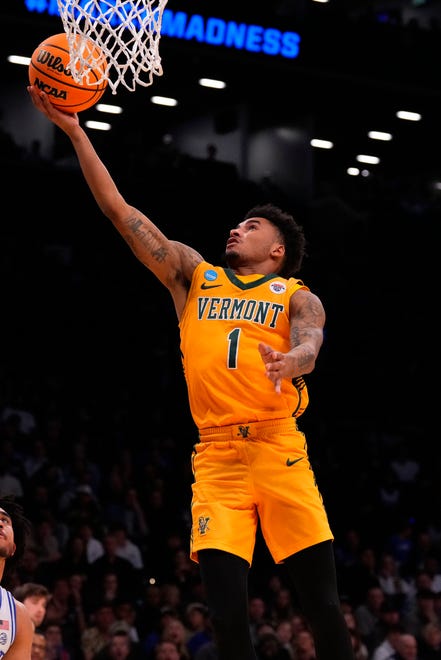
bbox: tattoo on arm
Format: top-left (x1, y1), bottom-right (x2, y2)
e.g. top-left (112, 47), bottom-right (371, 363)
top-left (290, 293), bottom-right (325, 368)
top-left (290, 339), bottom-right (316, 369)
top-left (124, 215), bottom-right (168, 263)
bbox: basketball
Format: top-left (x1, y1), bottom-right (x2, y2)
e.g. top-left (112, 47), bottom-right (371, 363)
top-left (28, 33), bottom-right (108, 113)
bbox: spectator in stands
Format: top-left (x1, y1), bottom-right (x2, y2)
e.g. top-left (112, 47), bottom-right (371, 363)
top-left (0, 437), bottom-right (26, 489)
top-left (0, 456), bottom-right (24, 500)
top-left (376, 469), bottom-right (402, 520)
top-left (159, 583), bottom-right (183, 615)
top-left (184, 602), bottom-right (213, 657)
top-left (44, 575), bottom-right (85, 654)
top-left (292, 629), bottom-right (316, 660)
top-left (193, 640), bottom-right (218, 660)
top-left (92, 572), bottom-right (124, 612)
top-left (389, 444), bottom-right (421, 486)
top-left (136, 582), bottom-right (162, 640)
top-left (119, 487), bottom-right (149, 548)
top-left (354, 585), bottom-right (386, 653)
top-left (274, 619), bottom-right (295, 659)
top-left (376, 552), bottom-right (414, 613)
top-left (51, 534), bottom-right (87, 580)
top-left (161, 618), bottom-right (191, 660)
top-left (255, 630), bottom-right (292, 660)
top-left (368, 598), bottom-right (403, 652)
top-left (110, 522), bottom-right (144, 571)
top-left (270, 586), bottom-right (297, 623)
top-left (343, 546), bottom-right (380, 607)
top-left (385, 519), bottom-right (417, 575)
top-left (44, 622), bottom-right (75, 659)
top-left (77, 522), bottom-right (105, 564)
top-left (249, 596), bottom-right (268, 647)
top-left (290, 611), bottom-right (309, 638)
top-left (44, 576), bottom-right (75, 626)
top-left (93, 626), bottom-right (143, 659)
top-left (67, 572), bottom-right (88, 635)
top-left (140, 606), bottom-right (180, 657)
top-left (62, 485), bottom-right (103, 534)
top-left (32, 630), bottom-right (48, 660)
top-left (153, 639), bottom-right (182, 660)
top-left (86, 532), bottom-right (139, 605)
top-left (255, 621), bottom-right (278, 640)
top-left (409, 572), bottom-right (438, 604)
top-left (81, 602), bottom-right (117, 660)
top-left (16, 545), bottom-right (50, 585)
top-left (403, 589), bottom-right (441, 640)
top-left (0, 398), bottom-right (36, 436)
top-left (14, 581), bottom-right (51, 630)
top-left (168, 547), bottom-right (201, 603)
top-left (348, 628), bottom-right (369, 660)
top-left (418, 621), bottom-right (441, 659)
top-left (31, 515), bottom-right (62, 566)
top-left (23, 438), bottom-right (50, 481)
top-left (421, 557), bottom-right (441, 595)
top-left (343, 607), bottom-right (369, 659)
top-left (393, 632), bottom-right (420, 660)
top-left (113, 599), bottom-right (141, 644)
top-left (371, 623), bottom-right (405, 660)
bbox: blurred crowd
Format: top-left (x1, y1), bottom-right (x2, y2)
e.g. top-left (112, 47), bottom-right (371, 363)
top-left (1, 375), bottom-right (441, 660)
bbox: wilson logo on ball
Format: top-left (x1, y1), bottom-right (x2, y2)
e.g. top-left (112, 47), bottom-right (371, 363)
top-left (34, 49), bottom-right (73, 78)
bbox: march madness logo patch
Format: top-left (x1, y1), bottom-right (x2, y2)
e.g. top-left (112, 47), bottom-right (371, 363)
top-left (269, 281), bottom-right (287, 294)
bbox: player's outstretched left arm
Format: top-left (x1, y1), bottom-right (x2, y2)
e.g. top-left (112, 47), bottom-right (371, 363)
top-left (27, 86), bottom-right (203, 318)
top-left (259, 289), bottom-right (325, 393)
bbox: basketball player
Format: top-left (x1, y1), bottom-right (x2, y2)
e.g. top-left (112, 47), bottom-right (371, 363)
top-left (0, 496), bottom-right (34, 657)
top-left (28, 85), bottom-right (355, 660)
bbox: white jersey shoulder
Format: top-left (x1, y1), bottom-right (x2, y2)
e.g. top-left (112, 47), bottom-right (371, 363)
top-left (0, 586), bottom-right (16, 656)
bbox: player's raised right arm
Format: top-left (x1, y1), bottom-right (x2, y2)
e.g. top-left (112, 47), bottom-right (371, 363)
top-left (27, 86), bottom-right (203, 315)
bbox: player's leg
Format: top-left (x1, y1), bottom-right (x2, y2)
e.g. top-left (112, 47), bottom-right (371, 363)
top-left (284, 540), bottom-right (355, 660)
top-left (198, 549), bottom-right (258, 660)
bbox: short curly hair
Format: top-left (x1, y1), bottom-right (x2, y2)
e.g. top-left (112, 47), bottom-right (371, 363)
top-left (0, 495), bottom-right (32, 575)
top-left (243, 203), bottom-right (306, 278)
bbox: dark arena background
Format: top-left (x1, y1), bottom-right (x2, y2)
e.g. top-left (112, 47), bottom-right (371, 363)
top-left (0, 1), bottom-right (440, 656)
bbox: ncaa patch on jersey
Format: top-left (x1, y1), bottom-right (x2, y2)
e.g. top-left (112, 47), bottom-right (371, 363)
top-left (203, 269), bottom-right (218, 282)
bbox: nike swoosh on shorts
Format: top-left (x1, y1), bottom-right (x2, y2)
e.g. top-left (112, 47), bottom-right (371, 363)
top-left (286, 457), bottom-right (304, 466)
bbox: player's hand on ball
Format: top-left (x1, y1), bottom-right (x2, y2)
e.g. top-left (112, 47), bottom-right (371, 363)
top-left (28, 86), bottom-right (79, 130)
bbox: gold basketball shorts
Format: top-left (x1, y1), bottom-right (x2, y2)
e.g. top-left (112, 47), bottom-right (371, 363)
top-left (190, 417), bottom-right (333, 565)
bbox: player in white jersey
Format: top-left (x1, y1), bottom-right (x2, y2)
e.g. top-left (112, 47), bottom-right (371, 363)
top-left (0, 496), bottom-right (34, 658)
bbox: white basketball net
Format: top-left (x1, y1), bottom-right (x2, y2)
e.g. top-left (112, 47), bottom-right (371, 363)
top-left (57, 0), bottom-right (169, 94)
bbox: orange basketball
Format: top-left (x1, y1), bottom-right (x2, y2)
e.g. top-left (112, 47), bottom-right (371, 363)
top-left (28, 32), bottom-right (108, 113)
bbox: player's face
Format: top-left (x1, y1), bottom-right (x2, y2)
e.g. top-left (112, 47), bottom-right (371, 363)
top-left (0, 508), bottom-right (16, 559)
top-left (225, 217), bottom-right (283, 267)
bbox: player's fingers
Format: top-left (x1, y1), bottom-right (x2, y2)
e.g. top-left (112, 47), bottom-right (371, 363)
top-left (258, 342), bottom-right (274, 360)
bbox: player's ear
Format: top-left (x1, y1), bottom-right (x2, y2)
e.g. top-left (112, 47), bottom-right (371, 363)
top-left (10, 543), bottom-right (16, 558)
top-left (271, 243), bottom-right (285, 259)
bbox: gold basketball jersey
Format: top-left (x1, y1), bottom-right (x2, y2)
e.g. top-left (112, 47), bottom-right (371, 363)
top-left (179, 261), bottom-right (310, 430)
